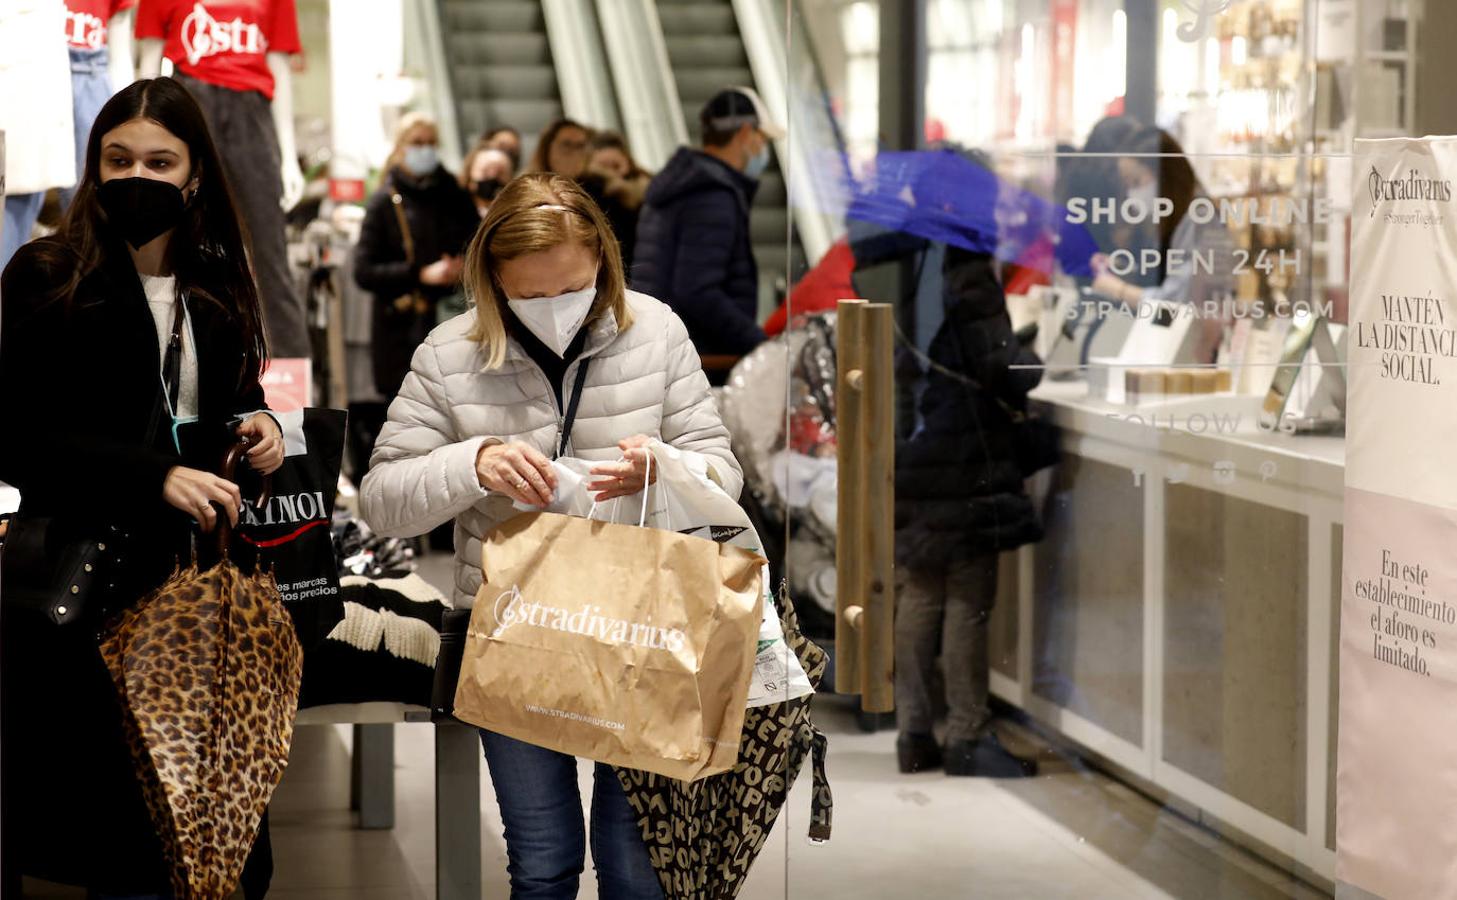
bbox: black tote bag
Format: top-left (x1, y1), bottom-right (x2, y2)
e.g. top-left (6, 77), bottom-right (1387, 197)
top-left (234, 408), bottom-right (348, 648)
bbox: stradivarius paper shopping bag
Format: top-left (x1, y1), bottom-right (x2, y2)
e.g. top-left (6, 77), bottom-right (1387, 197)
top-left (453, 511), bottom-right (764, 781)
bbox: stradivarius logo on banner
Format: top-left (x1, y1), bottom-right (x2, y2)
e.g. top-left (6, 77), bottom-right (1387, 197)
top-left (1368, 166), bottom-right (1454, 216)
top-left (491, 585), bottom-right (688, 652)
top-left (1176, 0), bottom-right (1233, 43)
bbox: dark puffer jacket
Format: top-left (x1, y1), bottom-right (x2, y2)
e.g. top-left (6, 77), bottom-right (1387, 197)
top-left (632, 147), bottom-right (764, 355)
top-left (354, 165), bottom-right (481, 399)
top-left (895, 248), bottom-right (1044, 568)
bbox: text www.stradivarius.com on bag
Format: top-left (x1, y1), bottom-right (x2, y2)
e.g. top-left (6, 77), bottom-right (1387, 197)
top-left (523, 704), bottom-right (625, 732)
top-left (488, 585), bottom-right (688, 653)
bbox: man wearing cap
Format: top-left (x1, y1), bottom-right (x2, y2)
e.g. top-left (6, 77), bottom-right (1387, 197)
top-left (633, 87), bottom-right (784, 366)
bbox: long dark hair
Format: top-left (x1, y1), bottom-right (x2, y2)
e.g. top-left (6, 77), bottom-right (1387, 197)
top-left (528, 118), bottom-right (588, 174)
top-left (43, 77), bottom-right (268, 386)
top-left (586, 130), bottom-right (649, 180)
top-left (1124, 126), bottom-right (1202, 258)
top-left (1057, 116), bottom-right (1141, 259)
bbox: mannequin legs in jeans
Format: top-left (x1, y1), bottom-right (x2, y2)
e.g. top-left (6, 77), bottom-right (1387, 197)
top-left (480, 731), bottom-right (663, 900)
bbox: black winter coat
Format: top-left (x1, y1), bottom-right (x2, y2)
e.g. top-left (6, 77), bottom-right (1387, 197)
top-left (632, 148), bottom-right (764, 355)
top-left (579, 172), bottom-right (647, 278)
top-left (354, 165), bottom-right (481, 399)
top-left (895, 249), bottom-right (1044, 568)
top-left (0, 238), bottom-right (273, 893)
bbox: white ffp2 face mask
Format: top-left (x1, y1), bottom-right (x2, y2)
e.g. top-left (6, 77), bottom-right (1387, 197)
top-left (508, 285), bottom-right (597, 357)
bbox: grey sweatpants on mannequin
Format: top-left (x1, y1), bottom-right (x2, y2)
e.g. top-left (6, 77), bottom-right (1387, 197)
top-left (895, 553), bottom-right (998, 744)
top-left (175, 73), bottom-right (311, 358)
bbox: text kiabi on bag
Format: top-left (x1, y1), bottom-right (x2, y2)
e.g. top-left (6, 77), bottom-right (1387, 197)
top-left (487, 586), bottom-right (687, 653)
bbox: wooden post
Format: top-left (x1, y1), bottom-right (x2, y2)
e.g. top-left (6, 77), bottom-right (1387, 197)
top-left (860, 304), bottom-right (897, 712)
top-left (835, 299), bottom-right (867, 695)
top-left (326, 275), bottom-right (349, 409)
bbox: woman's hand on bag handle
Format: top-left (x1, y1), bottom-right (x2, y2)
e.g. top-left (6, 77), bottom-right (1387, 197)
top-left (588, 435), bottom-right (658, 501)
top-left (237, 413), bottom-right (285, 475)
top-left (163, 466), bottom-right (243, 534)
top-left (476, 441), bottom-right (557, 507)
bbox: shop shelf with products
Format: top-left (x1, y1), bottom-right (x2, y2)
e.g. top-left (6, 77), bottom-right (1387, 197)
top-left (1162, 0), bottom-right (1311, 307)
top-left (1309, 0), bottom-right (1421, 311)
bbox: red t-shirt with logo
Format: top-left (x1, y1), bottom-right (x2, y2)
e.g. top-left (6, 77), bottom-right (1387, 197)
top-left (63, 0), bottom-right (138, 50)
top-left (135, 0), bottom-right (300, 100)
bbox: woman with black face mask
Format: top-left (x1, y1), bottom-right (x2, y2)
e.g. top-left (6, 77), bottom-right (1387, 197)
top-left (462, 141), bottom-right (516, 218)
top-left (0, 77), bottom-right (285, 898)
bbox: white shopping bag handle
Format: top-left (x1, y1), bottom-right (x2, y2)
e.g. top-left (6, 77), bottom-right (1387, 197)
top-left (587, 449), bottom-right (654, 528)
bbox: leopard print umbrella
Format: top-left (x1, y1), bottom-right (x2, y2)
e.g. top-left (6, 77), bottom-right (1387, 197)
top-left (99, 442), bottom-right (303, 900)
top-left (615, 591), bottom-right (833, 900)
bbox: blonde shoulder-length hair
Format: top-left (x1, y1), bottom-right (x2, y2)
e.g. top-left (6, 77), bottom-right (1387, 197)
top-left (464, 172), bottom-right (633, 369)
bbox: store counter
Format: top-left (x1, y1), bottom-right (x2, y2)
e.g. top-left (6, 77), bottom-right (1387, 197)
top-left (988, 380), bottom-right (1343, 885)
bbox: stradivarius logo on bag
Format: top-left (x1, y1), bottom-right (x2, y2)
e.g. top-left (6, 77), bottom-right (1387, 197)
top-left (492, 586), bottom-right (688, 653)
top-left (1368, 166), bottom-right (1454, 216)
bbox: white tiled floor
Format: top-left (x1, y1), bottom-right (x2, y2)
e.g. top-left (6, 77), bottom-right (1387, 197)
top-left (252, 703), bottom-right (1328, 900)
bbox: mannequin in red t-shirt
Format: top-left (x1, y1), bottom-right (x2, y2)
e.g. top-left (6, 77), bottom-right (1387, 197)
top-left (133, 0), bottom-right (311, 358)
top-left (64, 0), bottom-right (137, 88)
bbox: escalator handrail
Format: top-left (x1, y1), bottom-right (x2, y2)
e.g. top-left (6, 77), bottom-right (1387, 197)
top-left (731, 0), bottom-right (847, 267)
top-left (417, 0), bottom-right (465, 165)
top-left (593, 0), bottom-right (689, 172)
top-left (542, 0), bottom-right (622, 133)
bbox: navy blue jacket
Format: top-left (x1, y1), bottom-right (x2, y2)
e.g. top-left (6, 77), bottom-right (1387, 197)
top-left (895, 249), bottom-right (1044, 566)
top-left (632, 148), bottom-right (764, 355)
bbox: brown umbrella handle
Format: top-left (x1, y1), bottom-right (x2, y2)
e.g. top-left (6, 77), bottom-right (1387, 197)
top-left (216, 438), bottom-right (275, 557)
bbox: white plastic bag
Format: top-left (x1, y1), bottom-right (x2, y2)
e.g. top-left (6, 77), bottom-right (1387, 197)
top-left (516, 443), bottom-right (814, 708)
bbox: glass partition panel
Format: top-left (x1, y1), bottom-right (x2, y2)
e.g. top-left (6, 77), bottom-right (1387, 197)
top-left (769, 1), bottom-right (1457, 897)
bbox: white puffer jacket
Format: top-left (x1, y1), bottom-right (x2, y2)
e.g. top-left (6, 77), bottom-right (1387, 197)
top-left (358, 291), bottom-right (743, 608)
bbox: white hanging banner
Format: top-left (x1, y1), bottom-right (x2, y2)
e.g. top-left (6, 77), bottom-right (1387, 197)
top-left (1340, 136), bottom-right (1457, 899)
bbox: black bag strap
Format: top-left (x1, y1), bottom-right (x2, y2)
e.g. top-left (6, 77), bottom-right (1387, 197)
top-left (555, 358), bottom-right (592, 460)
top-left (808, 726), bottom-right (833, 842)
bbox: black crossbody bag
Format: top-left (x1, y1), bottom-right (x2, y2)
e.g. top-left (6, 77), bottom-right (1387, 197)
top-left (1, 296), bottom-right (185, 627)
top-left (430, 359), bottom-right (591, 719)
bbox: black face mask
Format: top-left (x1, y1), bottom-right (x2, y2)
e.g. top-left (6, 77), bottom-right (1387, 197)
top-left (474, 178), bottom-right (505, 202)
top-left (98, 177), bottom-right (187, 249)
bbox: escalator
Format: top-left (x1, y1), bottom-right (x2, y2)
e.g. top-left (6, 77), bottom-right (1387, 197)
top-left (438, 0), bottom-right (564, 157)
top-left (656, 0), bottom-right (793, 294)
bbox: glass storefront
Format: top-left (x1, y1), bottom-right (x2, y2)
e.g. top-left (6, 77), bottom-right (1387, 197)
top-left (771, 0), bottom-right (1457, 896)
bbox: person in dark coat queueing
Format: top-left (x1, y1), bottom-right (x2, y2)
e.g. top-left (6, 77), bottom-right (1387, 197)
top-left (0, 77), bottom-right (285, 899)
top-left (529, 118), bottom-right (591, 178)
top-left (578, 130), bottom-right (652, 278)
top-left (633, 87), bottom-right (782, 363)
top-left (352, 112), bottom-right (481, 486)
top-left (895, 244), bottom-right (1045, 778)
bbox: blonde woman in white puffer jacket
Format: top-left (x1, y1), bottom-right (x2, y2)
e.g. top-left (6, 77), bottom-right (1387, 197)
top-left (359, 172), bottom-right (741, 899)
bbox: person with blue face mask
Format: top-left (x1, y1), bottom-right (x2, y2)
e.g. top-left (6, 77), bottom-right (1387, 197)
top-left (353, 112), bottom-right (482, 481)
top-left (633, 87), bottom-right (785, 381)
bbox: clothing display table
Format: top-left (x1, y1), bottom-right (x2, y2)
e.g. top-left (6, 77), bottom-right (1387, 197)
top-left (294, 704), bottom-right (481, 900)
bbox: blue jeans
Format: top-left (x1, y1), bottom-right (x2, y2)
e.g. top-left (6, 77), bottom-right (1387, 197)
top-left (1, 192), bottom-right (44, 273)
top-left (60, 46), bottom-right (114, 212)
top-left (480, 730), bottom-right (662, 900)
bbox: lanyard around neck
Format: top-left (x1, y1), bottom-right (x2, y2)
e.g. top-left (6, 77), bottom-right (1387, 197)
top-left (160, 290), bottom-right (189, 418)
